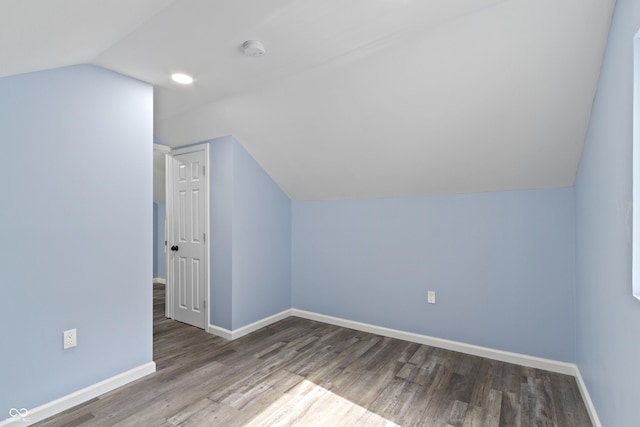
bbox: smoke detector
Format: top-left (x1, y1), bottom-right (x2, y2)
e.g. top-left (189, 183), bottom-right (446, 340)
top-left (242, 40), bottom-right (266, 57)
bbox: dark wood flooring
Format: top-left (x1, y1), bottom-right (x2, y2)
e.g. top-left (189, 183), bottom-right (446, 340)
top-left (34, 285), bottom-right (592, 426)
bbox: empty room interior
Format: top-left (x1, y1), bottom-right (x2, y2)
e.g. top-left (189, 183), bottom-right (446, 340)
top-left (2, 0), bottom-right (640, 426)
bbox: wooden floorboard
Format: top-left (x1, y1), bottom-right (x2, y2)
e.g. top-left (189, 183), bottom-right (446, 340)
top-left (33, 284), bottom-right (592, 426)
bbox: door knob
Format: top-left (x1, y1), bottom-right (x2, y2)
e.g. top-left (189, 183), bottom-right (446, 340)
top-left (171, 245), bottom-right (179, 252)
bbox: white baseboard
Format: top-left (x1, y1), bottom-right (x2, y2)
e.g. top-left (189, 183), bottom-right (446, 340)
top-left (16, 309), bottom-right (596, 426)
top-left (574, 367), bottom-right (601, 427)
top-left (207, 324), bottom-right (233, 340)
top-left (291, 309), bottom-right (577, 376)
top-left (208, 309), bottom-right (292, 340)
top-left (153, 278), bottom-right (167, 285)
top-left (0, 362), bottom-right (156, 426)
top-left (210, 308), bottom-right (600, 423)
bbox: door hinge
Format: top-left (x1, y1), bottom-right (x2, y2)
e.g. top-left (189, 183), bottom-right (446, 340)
top-left (203, 299), bottom-right (206, 309)
top-left (203, 232), bottom-right (206, 243)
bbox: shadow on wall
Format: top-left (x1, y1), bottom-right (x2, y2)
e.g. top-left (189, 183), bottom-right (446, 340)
top-left (153, 202), bottom-right (166, 280)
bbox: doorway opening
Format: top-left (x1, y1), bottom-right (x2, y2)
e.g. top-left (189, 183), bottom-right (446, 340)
top-left (154, 143), bottom-right (211, 330)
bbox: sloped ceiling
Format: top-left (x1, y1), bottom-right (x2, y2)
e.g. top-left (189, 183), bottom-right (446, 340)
top-left (1, 0), bottom-right (615, 200)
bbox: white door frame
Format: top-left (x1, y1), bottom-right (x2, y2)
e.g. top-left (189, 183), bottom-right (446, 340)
top-left (165, 143), bottom-right (210, 327)
top-left (153, 143), bottom-right (171, 307)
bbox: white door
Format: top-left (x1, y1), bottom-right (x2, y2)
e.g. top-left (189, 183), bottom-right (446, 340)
top-left (169, 147), bottom-right (208, 329)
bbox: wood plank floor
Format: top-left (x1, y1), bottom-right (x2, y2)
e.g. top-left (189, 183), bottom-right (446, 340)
top-left (34, 285), bottom-right (592, 426)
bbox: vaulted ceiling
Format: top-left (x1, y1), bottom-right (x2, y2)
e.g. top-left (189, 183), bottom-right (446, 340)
top-left (1, 0), bottom-right (615, 200)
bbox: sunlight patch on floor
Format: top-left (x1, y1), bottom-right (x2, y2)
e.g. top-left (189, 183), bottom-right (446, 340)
top-left (244, 379), bottom-right (399, 426)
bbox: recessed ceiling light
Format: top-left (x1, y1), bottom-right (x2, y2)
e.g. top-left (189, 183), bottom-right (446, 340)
top-left (171, 73), bottom-right (193, 84)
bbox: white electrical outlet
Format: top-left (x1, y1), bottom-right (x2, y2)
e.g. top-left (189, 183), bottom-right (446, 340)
top-left (63, 329), bottom-right (77, 349)
top-left (427, 291), bottom-right (436, 304)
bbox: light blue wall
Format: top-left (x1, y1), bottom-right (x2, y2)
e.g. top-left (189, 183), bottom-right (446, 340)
top-left (209, 136), bottom-right (234, 329)
top-left (292, 188), bottom-right (576, 362)
top-left (574, 0), bottom-right (640, 425)
top-left (232, 140), bottom-right (292, 329)
top-left (205, 136), bottom-right (292, 330)
top-left (0, 65), bottom-right (153, 415)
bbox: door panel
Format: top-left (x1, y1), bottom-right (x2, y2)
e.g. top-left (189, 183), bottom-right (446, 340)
top-left (170, 149), bottom-right (207, 329)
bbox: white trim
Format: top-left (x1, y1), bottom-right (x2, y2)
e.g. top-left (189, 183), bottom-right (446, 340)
top-left (207, 324), bottom-right (233, 340)
top-left (152, 278), bottom-right (166, 285)
top-left (229, 309), bottom-right (292, 339)
top-left (5, 310), bottom-right (599, 426)
top-left (204, 308), bottom-right (600, 423)
top-left (206, 307), bottom-right (577, 376)
top-left (291, 309), bottom-right (576, 375)
top-left (165, 151), bottom-right (174, 319)
top-left (153, 143), bottom-right (171, 153)
top-left (288, 310), bottom-right (599, 422)
top-left (204, 144), bottom-right (211, 332)
top-left (0, 362), bottom-right (155, 426)
top-left (208, 309), bottom-right (293, 340)
top-left (574, 367), bottom-right (602, 427)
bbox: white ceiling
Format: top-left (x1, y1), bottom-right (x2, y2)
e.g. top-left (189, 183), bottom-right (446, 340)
top-left (1, 0), bottom-right (615, 200)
